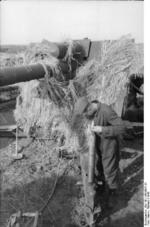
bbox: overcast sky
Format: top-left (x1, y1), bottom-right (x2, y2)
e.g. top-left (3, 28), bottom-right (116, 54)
top-left (0, 1), bottom-right (143, 45)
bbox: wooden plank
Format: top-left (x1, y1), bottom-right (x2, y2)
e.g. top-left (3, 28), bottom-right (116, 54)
top-left (0, 99), bottom-right (16, 111)
top-left (80, 152), bottom-right (95, 226)
top-left (0, 85), bottom-right (19, 94)
top-left (122, 147), bottom-right (143, 154)
top-left (131, 122), bottom-right (143, 127)
top-left (0, 124), bottom-right (17, 131)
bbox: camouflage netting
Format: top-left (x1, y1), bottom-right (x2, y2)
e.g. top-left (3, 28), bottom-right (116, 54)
top-left (0, 35), bottom-right (144, 153)
top-left (0, 35), bottom-right (144, 227)
top-left (76, 35), bottom-right (143, 106)
top-left (12, 40), bottom-right (85, 155)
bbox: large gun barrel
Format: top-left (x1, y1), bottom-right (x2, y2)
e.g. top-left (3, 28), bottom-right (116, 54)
top-left (0, 64), bottom-right (46, 86)
top-left (0, 40), bottom-right (91, 86)
top-left (0, 39), bottom-right (91, 87)
top-left (0, 59), bottom-right (82, 87)
top-left (0, 61), bottom-right (73, 86)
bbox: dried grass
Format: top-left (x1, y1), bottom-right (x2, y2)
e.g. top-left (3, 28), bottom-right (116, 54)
top-left (13, 40), bottom-right (84, 154)
top-left (11, 36), bottom-right (144, 154)
top-left (130, 44), bottom-right (144, 75)
top-left (0, 36), bottom-right (144, 153)
top-left (76, 35), bottom-right (142, 106)
top-left (1, 36), bottom-right (144, 227)
top-left (24, 41), bottom-right (58, 64)
top-left (0, 50), bottom-right (27, 68)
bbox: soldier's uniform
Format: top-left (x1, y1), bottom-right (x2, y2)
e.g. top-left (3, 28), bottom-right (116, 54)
top-left (94, 102), bottom-right (126, 190)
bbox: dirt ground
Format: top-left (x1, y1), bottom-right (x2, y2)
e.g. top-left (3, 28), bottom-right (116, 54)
top-left (0, 108), bottom-right (143, 227)
top-left (0, 136), bottom-right (82, 227)
top-left (0, 136), bottom-right (143, 227)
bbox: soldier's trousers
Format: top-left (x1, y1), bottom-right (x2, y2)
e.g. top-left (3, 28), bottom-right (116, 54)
top-left (95, 135), bottom-right (120, 189)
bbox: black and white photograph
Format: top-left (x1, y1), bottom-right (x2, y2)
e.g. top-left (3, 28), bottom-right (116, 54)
top-left (0, 1), bottom-right (145, 227)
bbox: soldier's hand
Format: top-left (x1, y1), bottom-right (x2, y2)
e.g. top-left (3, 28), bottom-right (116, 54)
top-left (91, 126), bottom-right (103, 133)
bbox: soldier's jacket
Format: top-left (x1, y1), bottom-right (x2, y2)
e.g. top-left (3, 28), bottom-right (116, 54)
top-left (94, 102), bottom-right (128, 138)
